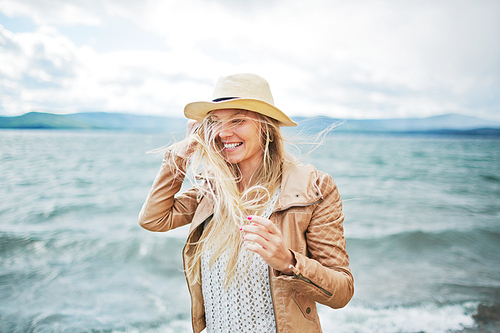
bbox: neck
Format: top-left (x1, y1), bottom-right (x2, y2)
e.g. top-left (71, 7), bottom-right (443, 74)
top-left (237, 153), bottom-right (264, 191)
top-left (237, 162), bottom-right (261, 192)
top-left (238, 167), bottom-right (254, 192)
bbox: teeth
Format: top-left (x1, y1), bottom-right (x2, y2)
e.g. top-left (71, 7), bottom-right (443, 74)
top-left (224, 142), bottom-right (242, 149)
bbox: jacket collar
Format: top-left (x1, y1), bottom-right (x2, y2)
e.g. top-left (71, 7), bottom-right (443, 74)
top-left (275, 153), bottom-right (323, 211)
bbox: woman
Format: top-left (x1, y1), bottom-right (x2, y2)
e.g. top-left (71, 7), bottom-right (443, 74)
top-left (139, 73), bottom-right (354, 333)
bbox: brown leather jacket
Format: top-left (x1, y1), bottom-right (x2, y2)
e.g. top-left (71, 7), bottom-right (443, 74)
top-left (139, 151), bottom-right (354, 333)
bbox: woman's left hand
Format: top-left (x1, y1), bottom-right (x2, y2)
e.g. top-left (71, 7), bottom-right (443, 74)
top-left (241, 215), bottom-right (296, 275)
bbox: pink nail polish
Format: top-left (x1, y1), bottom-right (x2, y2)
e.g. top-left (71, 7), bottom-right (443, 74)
top-left (247, 216), bottom-right (252, 220)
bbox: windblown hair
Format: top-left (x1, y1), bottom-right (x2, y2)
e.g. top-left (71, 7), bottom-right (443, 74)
top-left (169, 110), bottom-right (286, 286)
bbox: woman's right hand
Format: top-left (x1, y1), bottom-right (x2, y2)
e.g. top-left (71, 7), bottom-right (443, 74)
top-left (177, 119), bottom-right (200, 159)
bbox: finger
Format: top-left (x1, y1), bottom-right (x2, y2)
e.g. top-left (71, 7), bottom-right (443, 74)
top-left (241, 225), bottom-right (271, 241)
top-left (242, 233), bottom-right (268, 248)
top-left (247, 215), bottom-right (280, 235)
top-left (244, 242), bottom-right (267, 257)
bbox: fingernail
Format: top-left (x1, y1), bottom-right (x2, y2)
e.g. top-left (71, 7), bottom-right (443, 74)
top-left (239, 227), bottom-right (242, 230)
top-left (247, 216), bottom-right (252, 220)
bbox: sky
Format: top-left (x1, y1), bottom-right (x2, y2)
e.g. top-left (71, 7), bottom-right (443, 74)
top-left (0, 0), bottom-right (499, 120)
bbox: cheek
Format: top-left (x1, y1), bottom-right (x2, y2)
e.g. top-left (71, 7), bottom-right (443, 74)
top-left (248, 142), bottom-right (264, 159)
top-left (246, 127), bottom-right (262, 143)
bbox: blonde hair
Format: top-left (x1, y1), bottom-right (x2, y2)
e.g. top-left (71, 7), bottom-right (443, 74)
top-left (170, 110), bottom-right (286, 286)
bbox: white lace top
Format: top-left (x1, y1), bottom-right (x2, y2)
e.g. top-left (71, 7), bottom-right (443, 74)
top-left (201, 188), bottom-right (280, 333)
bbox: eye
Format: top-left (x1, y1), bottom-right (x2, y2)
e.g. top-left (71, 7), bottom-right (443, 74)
top-left (231, 118), bottom-right (244, 124)
top-left (207, 118), bottom-right (221, 126)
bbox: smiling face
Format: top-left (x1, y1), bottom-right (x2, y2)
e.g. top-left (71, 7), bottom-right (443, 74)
top-left (208, 109), bottom-right (263, 172)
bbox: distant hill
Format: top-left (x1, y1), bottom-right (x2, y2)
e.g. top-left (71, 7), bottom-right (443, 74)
top-left (1, 112), bottom-right (499, 136)
top-left (292, 114), bottom-right (500, 133)
top-left (0, 112), bottom-right (186, 133)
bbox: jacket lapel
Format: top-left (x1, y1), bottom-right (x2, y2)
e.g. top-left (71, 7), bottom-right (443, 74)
top-left (277, 155), bottom-right (323, 212)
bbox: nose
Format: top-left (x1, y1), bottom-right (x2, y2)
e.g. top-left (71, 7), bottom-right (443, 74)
top-left (218, 123), bottom-right (233, 139)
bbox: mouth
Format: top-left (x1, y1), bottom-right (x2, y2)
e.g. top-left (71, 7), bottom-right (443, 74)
top-left (223, 142), bottom-right (243, 150)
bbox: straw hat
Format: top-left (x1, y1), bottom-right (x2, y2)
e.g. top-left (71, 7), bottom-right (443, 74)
top-left (184, 73), bottom-right (297, 127)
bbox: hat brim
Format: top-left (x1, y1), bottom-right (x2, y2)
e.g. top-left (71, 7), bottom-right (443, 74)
top-left (184, 98), bottom-right (297, 127)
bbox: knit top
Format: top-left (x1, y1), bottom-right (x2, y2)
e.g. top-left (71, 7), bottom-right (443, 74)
top-left (201, 188), bottom-right (280, 333)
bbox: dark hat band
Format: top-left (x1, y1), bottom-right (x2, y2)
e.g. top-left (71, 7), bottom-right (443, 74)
top-left (212, 97), bottom-right (238, 102)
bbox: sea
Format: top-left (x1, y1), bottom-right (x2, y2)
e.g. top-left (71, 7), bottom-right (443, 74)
top-left (1, 129), bottom-right (499, 333)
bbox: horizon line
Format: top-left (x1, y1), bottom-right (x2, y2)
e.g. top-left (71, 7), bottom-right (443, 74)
top-left (2, 110), bottom-right (500, 123)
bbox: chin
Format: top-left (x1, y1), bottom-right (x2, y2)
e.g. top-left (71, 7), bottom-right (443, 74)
top-left (226, 156), bottom-right (243, 165)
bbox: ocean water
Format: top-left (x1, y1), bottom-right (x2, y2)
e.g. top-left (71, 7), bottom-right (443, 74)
top-left (1, 129), bottom-right (499, 333)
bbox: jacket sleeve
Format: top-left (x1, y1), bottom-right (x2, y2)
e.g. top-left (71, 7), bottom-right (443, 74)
top-left (277, 172), bottom-right (354, 309)
top-left (138, 150), bottom-right (199, 232)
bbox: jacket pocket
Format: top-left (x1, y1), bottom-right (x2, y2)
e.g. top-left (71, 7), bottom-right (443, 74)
top-left (292, 290), bottom-right (318, 322)
top-left (293, 273), bottom-right (333, 297)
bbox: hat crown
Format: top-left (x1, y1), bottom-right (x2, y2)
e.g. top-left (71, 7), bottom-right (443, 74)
top-left (212, 73), bottom-right (275, 105)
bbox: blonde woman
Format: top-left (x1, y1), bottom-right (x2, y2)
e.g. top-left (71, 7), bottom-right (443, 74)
top-left (139, 73), bottom-right (354, 333)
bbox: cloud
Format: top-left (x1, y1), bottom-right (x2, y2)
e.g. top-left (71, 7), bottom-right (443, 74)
top-left (0, 0), bottom-right (102, 26)
top-left (0, 0), bottom-right (499, 120)
top-left (0, 23), bottom-right (226, 116)
top-left (0, 25), bottom-right (81, 114)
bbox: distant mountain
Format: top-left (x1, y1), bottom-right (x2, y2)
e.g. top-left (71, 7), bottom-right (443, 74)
top-left (1, 112), bottom-right (499, 136)
top-left (291, 114), bottom-right (500, 135)
top-left (0, 112), bottom-right (94, 129)
top-left (0, 111), bottom-right (186, 133)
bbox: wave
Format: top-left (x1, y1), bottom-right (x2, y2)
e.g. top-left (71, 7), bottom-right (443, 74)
top-left (0, 234), bottom-right (36, 255)
top-left (2, 199), bottom-right (139, 226)
top-left (0, 231), bottom-right (186, 270)
top-left (346, 227), bottom-right (500, 289)
top-left (32, 203), bottom-right (99, 221)
top-left (318, 302), bottom-right (477, 333)
top-left (347, 227), bottom-right (500, 252)
top-left (482, 174), bottom-right (500, 183)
